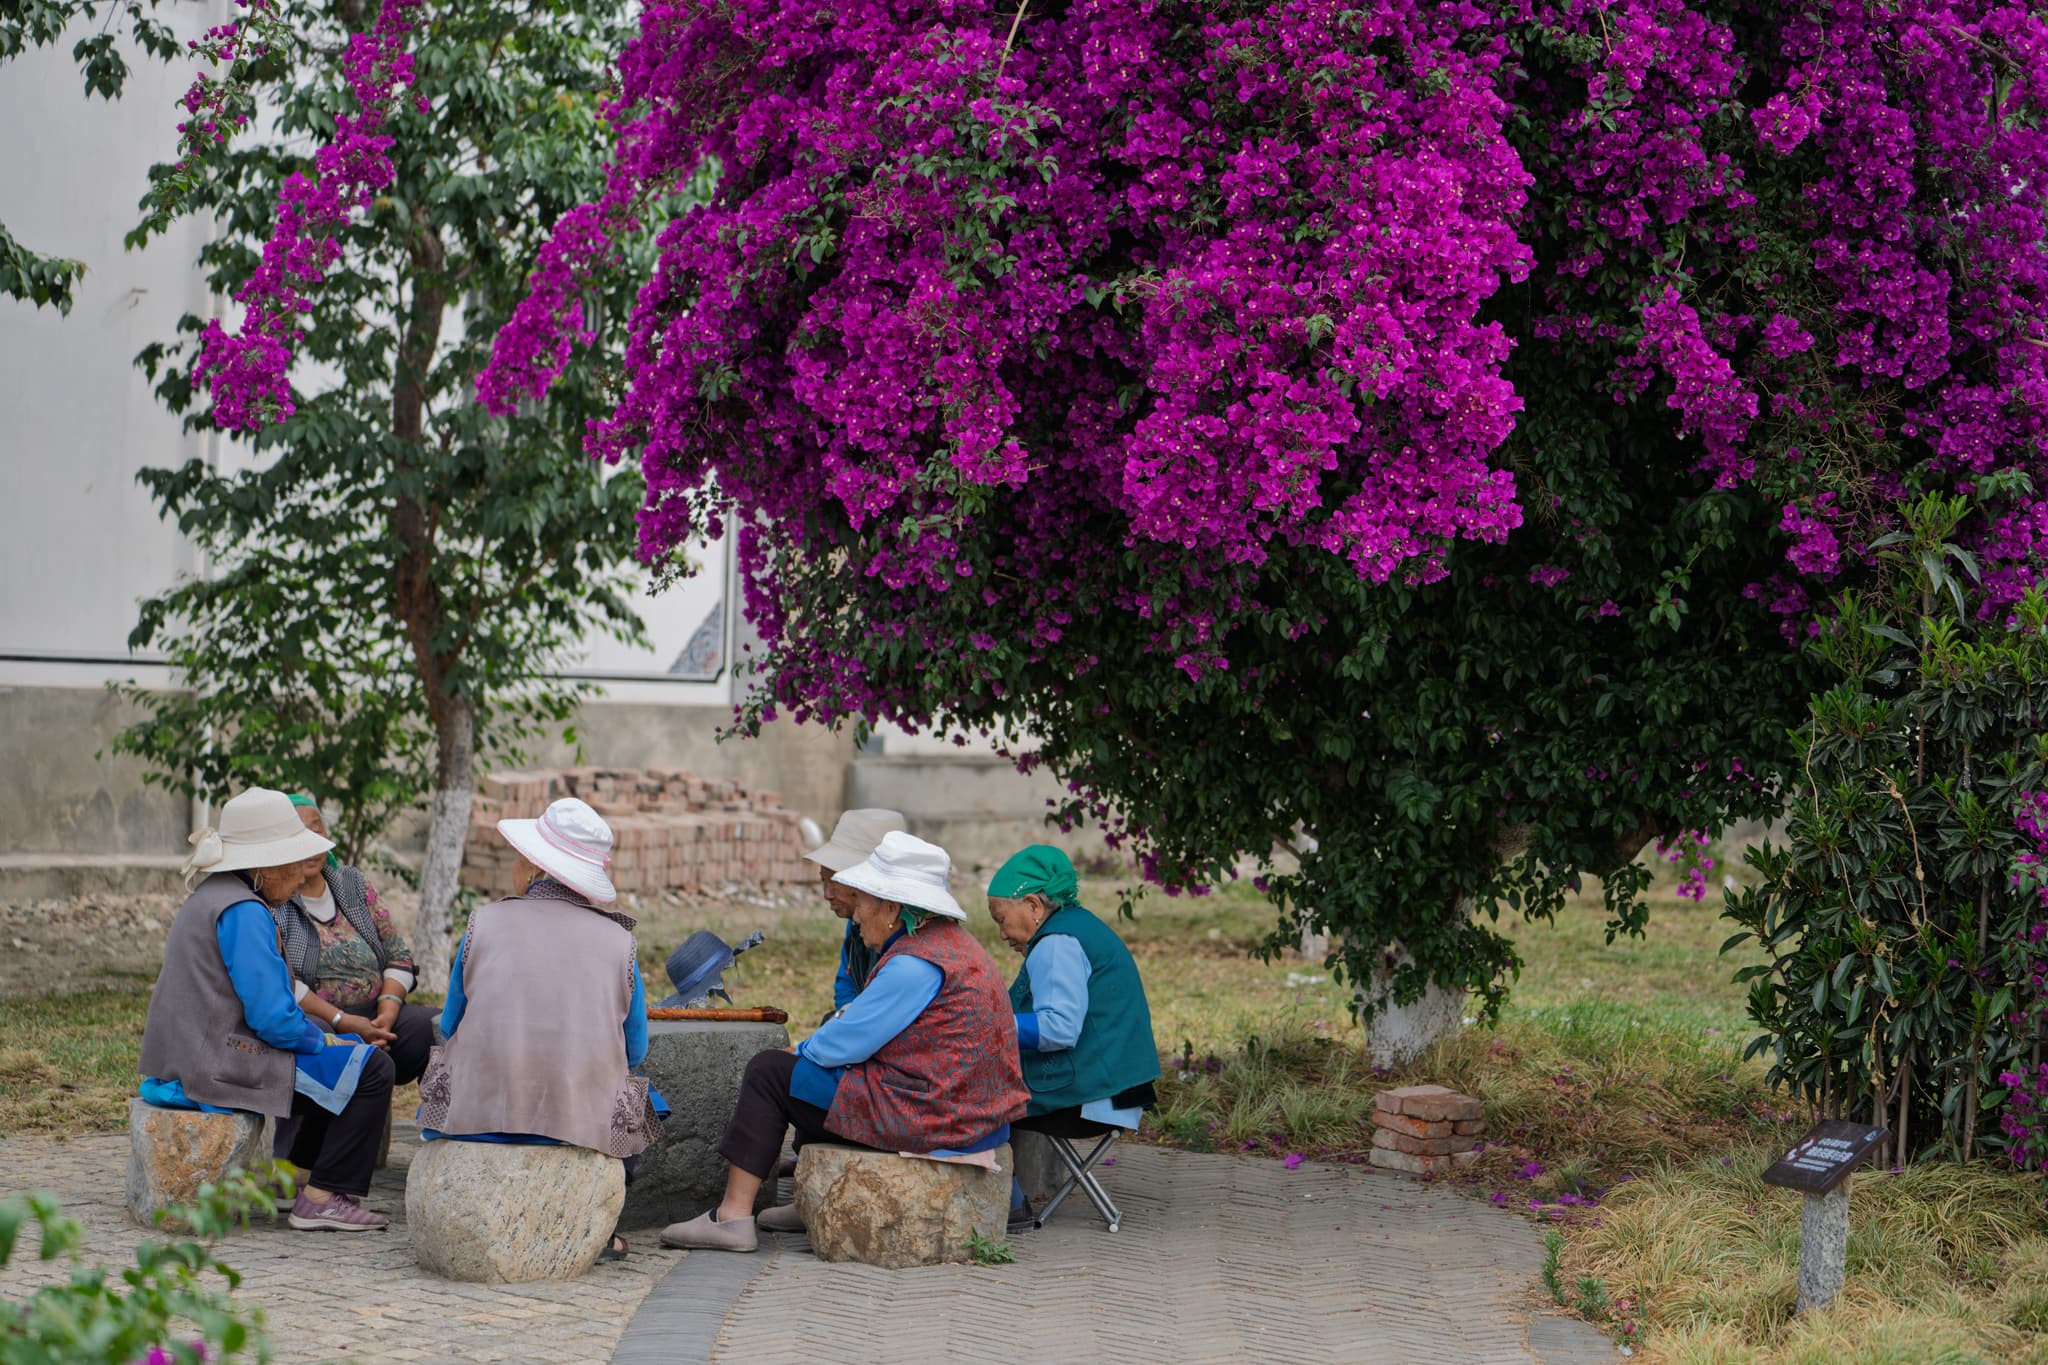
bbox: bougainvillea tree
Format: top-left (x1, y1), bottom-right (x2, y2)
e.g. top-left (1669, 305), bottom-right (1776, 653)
top-left (470, 0), bottom-right (2048, 1054)
top-left (116, 0), bottom-right (652, 985)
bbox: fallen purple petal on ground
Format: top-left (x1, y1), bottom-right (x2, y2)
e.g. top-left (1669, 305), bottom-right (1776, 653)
top-left (1283, 1152), bottom-right (1305, 1170)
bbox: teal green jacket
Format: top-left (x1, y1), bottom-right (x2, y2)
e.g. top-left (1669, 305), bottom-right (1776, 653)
top-left (1008, 904), bottom-right (1161, 1115)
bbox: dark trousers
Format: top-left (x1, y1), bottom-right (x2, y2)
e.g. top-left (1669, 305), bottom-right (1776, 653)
top-left (718, 1049), bottom-right (881, 1180)
top-left (274, 1002), bottom-right (436, 1162)
top-left (286, 1045), bottom-right (394, 1198)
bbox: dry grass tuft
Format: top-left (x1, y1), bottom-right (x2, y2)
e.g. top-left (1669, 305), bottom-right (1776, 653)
top-left (0, 1049), bottom-right (58, 1086)
top-left (1557, 1147), bottom-right (2048, 1363)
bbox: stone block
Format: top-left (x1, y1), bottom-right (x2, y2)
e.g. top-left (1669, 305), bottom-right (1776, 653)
top-left (125, 1100), bottom-right (270, 1229)
top-left (1373, 1111), bottom-right (1454, 1140)
top-left (794, 1144), bottom-right (1011, 1268)
top-left (1374, 1084), bottom-right (1482, 1123)
top-left (1368, 1145), bottom-right (1480, 1177)
top-left (620, 1020), bottom-right (790, 1229)
top-left (1371, 1127), bottom-right (1479, 1156)
top-left (1010, 1128), bottom-right (1065, 1206)
top-left (407, 1140), bottom-right (623, 1283)
top-left (1454, 1118), bottom-right (1486, 1135)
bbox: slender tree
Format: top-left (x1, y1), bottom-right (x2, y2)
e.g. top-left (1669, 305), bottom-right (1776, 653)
top-left (115, 0), bottom-right (653, 984)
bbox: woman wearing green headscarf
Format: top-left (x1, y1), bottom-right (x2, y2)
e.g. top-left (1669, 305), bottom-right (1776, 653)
top-left (987, 845), bottom-right (1161, 1154)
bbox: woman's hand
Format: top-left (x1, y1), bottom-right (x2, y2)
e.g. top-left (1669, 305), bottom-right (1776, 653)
top-left (335, 1013), bottom-right (396, 1047)
top-left (373, 996), bottom-right (402, 1033)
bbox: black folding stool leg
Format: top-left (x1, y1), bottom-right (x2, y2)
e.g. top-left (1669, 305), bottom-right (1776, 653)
top-left (1033, 1130), bottom-right (1122, 1232)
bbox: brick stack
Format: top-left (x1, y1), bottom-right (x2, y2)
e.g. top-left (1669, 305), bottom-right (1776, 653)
top-left (1368, 1085), bottom-right (1485, 1176)
top-left (463, 766), bottom-right (815, 899)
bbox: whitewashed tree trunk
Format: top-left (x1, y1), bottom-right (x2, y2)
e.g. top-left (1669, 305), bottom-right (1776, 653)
top-left (1352, 823), bottom-right (1531, 1067)
top-left (1358, 949), bottom-right (1470, 1068)
top-left (412, 697), bottom-right (475, 992)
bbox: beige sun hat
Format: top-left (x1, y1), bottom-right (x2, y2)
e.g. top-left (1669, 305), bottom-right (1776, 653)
top-left (804, 808), bottom-right (909, 874)
top-left (831, 830), bottom-right (966, 921)
top-left (183, 787), bottom-right (336, 886)
top-left (496, 797), bottom-right (618, 904)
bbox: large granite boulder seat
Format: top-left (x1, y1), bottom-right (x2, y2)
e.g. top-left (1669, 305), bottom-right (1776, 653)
top-left (125, 1099), bottom-right (270, 1229)
top-left (793, 1143), bottom-right (1012, 1268)
top-left (407, 1141), bottom-right (623, 1283)
top-left (622, 1018), bottom-right (789, 1228)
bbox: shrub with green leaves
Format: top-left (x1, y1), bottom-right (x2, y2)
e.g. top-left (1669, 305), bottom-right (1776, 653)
top-left (1725, 495), bottom-right (2048, 1165)
top-left (1, 1168), bottom-right (284, 1364)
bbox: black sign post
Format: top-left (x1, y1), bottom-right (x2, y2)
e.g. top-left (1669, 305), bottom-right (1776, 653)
top-left (1762, 1119), bottom-right (1889, 1311)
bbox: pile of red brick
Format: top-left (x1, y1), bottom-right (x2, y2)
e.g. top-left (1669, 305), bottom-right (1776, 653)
top-left (463, 767), bottom-right (814, 899)
top-left (1368, 1085), bottom-right (1486, 1176)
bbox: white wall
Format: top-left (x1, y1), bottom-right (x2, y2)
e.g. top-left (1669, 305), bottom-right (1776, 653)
top-left (0, 5), bottom-right (732, 703)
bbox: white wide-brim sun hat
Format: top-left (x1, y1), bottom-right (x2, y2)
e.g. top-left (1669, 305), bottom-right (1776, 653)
top-left (803, 807), bottom-right (909, 873)
top-left (184, 786), bottom-right (336, 885)
top-left (831, 830), bottom-right (966, 921)
top-left (498, 796), bottom-right (618, 905)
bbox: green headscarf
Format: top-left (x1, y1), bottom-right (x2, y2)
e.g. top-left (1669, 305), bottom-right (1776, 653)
top-left (288, 792), bottom-right (341, 870)
top-left (987, 844), bottom-right (1080, 909)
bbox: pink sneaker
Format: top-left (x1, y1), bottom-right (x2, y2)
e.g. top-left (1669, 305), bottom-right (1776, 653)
top-left (288, 1191), bottom-right (389, 1232)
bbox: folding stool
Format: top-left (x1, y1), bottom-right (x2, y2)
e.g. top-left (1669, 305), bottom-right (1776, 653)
top-left (1027, 1118), bottom-right (1124, 1233)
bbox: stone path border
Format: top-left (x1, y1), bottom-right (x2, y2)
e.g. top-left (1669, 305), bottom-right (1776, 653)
top-left (609, 1247), bottom-right (766, 1365)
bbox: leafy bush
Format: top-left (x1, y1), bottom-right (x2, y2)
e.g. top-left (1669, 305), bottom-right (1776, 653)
top-left (1, 1169), bottom-right (284, 1364)
top-left (1725, 496), bottom-right (2048, 1164)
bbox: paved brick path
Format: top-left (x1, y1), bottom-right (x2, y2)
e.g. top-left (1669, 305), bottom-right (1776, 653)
top-left (0, 1127), bottom-right (677, 1364)
top-left (694, 1143), bottom-right (1618, 1365)
top-left (3, 1130), bottom-right (1615, 1363)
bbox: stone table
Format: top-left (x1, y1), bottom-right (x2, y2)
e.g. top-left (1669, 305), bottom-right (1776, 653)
top-left (622, 1018), bottom-right (788, 1229)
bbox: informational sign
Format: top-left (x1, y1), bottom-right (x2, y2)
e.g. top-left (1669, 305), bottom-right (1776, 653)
top-left (1761, 1119), bottom-right (1890, 1196)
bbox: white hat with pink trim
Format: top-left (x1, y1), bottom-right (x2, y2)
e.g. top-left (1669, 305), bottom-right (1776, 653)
top-left (497, 797), bottom-right (617, 904)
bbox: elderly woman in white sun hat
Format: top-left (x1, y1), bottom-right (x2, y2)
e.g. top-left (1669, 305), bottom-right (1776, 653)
top-left (139, 787), bottom-right (395, 1231)
top-left (414, 796), bottom-right (664, 1258)
top-left (661, 830), bottom-right (1030, 1251)
top-left (804, 807), bottom-right (908, 1013)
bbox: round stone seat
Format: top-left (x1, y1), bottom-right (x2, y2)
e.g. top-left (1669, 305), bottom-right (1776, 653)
top-left (793, 1142), bottom-right (1012, 1268)
top-left (125, 1098), bottom-right (270, 1229)
top-left (406, 1140), bottom-right (623, 1283)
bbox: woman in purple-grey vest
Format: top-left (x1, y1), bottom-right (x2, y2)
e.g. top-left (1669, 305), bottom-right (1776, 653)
top-left (138, 787), bottom-right (396, 1232)
top-left (660, 831), bottom-right (1030, 1252)
top-left (412, 797), bottom-right (663, 1259)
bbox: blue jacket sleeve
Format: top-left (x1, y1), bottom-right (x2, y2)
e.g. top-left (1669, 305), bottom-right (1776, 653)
top-left (217, 901), bottom-right (325, 1056)
top-left (798, 956), bottom-right (941, 1069)
top-left (440, 935), bottom-right (469, 1041)
top-left (625, 962), bottom-right (649, 1068)
top-left (832, 925), bottom-right (857, 1010)
top-left (1018, 935), bottom-right (1090, 1053)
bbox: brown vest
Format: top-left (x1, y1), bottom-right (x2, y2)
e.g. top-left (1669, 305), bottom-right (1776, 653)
top-left (137, 873), bottom-right (298, 1117)
top-left (417, 895), bottom-right (654, 1156)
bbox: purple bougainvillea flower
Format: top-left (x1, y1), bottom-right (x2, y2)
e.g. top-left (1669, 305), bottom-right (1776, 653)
top-left (1283, 1153), bottom-right (1305, 1171)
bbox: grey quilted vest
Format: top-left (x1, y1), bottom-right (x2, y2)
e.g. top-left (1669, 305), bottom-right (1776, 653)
top-left (138, 872), bottom-right (297, 1117)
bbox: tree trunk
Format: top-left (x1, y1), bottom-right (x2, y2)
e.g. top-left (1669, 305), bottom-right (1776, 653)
top-left (412, 695), bottom-right (473, 991)
top-left (1352, 824), bottom-right (1533, 1066)
top-left (389, 213), bottom-right (461, 986)
top-left (1357, 949), bottom-right (1469, 1068)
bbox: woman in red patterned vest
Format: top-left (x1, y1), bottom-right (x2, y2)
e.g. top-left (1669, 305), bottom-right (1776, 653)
top-left (661, 831), bottom-right (1028, 1251)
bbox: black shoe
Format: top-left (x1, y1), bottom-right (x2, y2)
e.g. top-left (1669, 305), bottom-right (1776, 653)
top-left (1007, 1201), bottom-right (1036, 1232)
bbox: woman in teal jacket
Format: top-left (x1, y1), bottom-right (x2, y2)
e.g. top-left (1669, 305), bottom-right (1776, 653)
top-left (986, 845), bottom-right (1161, 1141)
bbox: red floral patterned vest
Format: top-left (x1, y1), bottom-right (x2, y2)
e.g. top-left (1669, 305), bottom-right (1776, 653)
top-left (826, 920), bottom-right (1030, 1152)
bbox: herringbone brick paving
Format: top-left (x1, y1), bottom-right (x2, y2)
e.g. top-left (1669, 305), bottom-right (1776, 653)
top-left (0, 1128), bottom-right (678, 1364)
top-left (3, 1130), bottom-right (1616, 1363)
top-left (703, 1144), bottom-right (1618, 1364)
